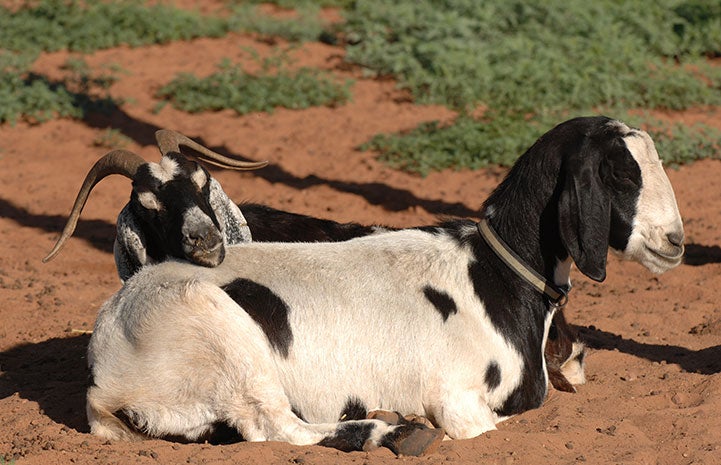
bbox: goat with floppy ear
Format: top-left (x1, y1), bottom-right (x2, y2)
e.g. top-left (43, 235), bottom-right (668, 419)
top-left (42, 134), bottom-right (267, 278)
top-left (45, 131), bottom-right (588, 394)
top-left (81, 116), bottom-right (684, 453)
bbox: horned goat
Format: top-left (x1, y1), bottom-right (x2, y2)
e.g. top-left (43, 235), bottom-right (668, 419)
top-left (45, 130), bottom-right (587, 393)
top-left (42, 132), bottom-right (267, 276)
top-left (70, 116), bottom-right (683, 454)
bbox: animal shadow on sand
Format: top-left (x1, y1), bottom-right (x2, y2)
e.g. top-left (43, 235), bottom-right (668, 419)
top-left (683, 243), bottom-right (721, 266)
top-left (84, 110), bottom-right (481, 218)
top-left (0, 334), bottom-right (91, 432)
top-left (0, 197), bottom-right (116, 256)
top-left (579, 325), bottom-right (721, 375)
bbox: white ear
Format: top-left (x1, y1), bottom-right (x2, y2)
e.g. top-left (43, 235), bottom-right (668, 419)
top-left (114, 204), bottom-right (151, 282)
top-left (208, 177), bottom-right (252, 245)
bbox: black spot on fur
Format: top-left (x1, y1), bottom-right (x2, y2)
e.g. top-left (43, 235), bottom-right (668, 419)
top-left (317, 421), bottom-right (376, 452)
top-left (221, 279), bottom-right (293, 357)
top-left (485, 361), bottom-right (502, 390)
top-left (339, 397), bottom-right (367, 421)
top-left (601, 133), bottom-right (642, 252)
top-left (242, 203), bottom-right (381, 243)
top-left (422, 285), bottom-right (458, 322)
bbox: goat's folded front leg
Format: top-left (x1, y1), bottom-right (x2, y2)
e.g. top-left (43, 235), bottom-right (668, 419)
top-left (430, 389), bottom-right (498, 439)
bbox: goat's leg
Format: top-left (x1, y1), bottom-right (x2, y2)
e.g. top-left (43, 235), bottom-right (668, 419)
top-left (432, 389), bottom-right (497, 439)
top-left (221, 371), bottom-right (444, 455)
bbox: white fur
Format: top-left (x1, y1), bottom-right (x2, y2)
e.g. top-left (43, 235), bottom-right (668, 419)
top-left (137, 191), bottom-right (162, 212)
top-left (616, 127), bottom-right (685, 272)
top-left (560, 342), bottom-right (586, 386)
top-left (89, 231), bottom-right (528, 442)
top-left (148, 157), bottom-right (179, 184)
top-left (191, 168), bottom-right (207, 189)
top-left (89, 120), bottom-right (684, 448)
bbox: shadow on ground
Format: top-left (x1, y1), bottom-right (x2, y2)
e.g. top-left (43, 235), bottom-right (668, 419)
top-left (0, 334), bottom-right (90, 432)
top-left (580, 325), bottom-right (721, 374)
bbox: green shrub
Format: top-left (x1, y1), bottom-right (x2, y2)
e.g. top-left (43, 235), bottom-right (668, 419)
top-left (157, 58), bottom-right (352, 114)
top-left (0, 0), bottom-right (338, 54)
top-left (228, 3), bottom-right (329, 42)
top-left (0, 0), bottom-right (230, 53)
top-left (343, 0), bottom-right (721, 172)
top-left (0, 54), bottom-right (120, 124)
top-left (364, 110), bottom-right (720, 175)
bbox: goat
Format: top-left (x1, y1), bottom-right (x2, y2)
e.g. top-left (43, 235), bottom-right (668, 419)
top-left (238, 205), bottom-right (587, 393)
top-left (76, 116), bottom-right (684, 454)
top-left (45, 131), bottom-right (587, 393)
top-left (42, 133), bottom-right (267, 276)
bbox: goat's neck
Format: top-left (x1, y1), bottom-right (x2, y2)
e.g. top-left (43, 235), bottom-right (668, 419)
top-left (481, 155), bottom-right (568, 291)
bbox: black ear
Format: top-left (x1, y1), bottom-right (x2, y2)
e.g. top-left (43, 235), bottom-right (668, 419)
top-left (558, 140), bottom-right (611, 282)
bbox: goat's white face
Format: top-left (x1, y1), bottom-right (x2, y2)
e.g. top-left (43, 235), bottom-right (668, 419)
top-left (617, 128), bottom-right (684, 273)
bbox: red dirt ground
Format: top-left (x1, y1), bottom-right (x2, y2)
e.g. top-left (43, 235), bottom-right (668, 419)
top-left (2, 27), bottom-right (721, 465)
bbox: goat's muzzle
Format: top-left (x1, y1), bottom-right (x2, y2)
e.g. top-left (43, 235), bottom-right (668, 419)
top-left (183, 230), bottom-right (225, 268)
top-left (180, 206), bottom-right (226, 267)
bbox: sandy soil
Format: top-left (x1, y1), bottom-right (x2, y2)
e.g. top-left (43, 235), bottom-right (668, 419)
top-left (2, 26), bottom-right (721, 465)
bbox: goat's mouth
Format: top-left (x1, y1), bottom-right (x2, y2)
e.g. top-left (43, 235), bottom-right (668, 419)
top-left (646, 244), bottom-right (684, 262)
top-left (184, 242), bottom-right (225, 268)
top-left (644, 244), bottom-right (684, 270)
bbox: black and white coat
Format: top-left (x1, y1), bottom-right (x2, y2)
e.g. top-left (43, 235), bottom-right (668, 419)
top-left (86, 117), bottom-right (684, 452)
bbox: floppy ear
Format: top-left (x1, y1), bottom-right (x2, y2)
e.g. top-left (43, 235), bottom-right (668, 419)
top-left (558, 141), bottom-right (611, 282)
top-left (208, 177), bottom-right (253, 245)
top-left (114, 204), bottom-right (151, 282)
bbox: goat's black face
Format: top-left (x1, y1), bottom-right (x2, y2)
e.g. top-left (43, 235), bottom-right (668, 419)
top-left (558, 117), bottom-right (684, 281)
top-left (130, 153), bottom-right (225, 267)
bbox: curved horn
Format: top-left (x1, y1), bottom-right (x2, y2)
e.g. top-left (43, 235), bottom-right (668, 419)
top-left (155, 129), bottom-right (267, 170)
top-left (42, 150), bottom-right (146, 263)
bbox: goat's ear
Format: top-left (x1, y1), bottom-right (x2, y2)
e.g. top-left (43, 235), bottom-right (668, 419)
top-left (558, 143), bottom-right (611, 282)
top-left (208, 178), bottom-right (253, 245)
top-left (114, 205), bottom-right (150, 282)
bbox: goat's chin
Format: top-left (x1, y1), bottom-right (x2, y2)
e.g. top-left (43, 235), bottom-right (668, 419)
top-left (619, 240), bottom-right (684, 274)
top-left (186, 248), bottom-right (225, 268)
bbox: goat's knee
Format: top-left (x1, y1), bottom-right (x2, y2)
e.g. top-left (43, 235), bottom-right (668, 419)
top-left (86, 386), bottom-right (144, 441)
top-left (434, 390), bottom-right (497, 439)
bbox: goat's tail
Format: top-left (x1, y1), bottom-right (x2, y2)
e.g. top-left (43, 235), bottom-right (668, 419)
top-left (86, 386), bottom-right (145, 441)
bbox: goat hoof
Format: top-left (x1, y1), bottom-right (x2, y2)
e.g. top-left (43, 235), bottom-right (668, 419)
top-left (403, 413), bottom-right (434, 428)
top-left (367, 410), bottom-right (403, 425)
top-left (394, 426), bottom-right (445, 456)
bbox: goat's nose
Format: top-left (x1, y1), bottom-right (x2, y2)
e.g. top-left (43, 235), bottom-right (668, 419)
top-left (667, 230), bottom-right (685, 247)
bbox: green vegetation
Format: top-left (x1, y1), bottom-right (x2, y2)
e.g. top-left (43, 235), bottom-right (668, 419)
top-left (365, 111), bottom-right (721, 175)
top-left (0, 0), bottom-right (334, 54)
top-left (93, 128), bottom-right (132, 149)
top-left (0, 53), bottom-right (120, 124)
top-left (241, 0), bottom-right (355, 8)
top-left (0, 0), bottom-right (229, 53)
top-left (343, 0), bottom-right (721, 172)
top-left (1, 0), bottom-right (719, 171)
top-left (228, 3), bottom-right (329, 43)
top-left (157, 57), bottom-right (352, 115)
top-left (0, 0), bottom-right (336, 124)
